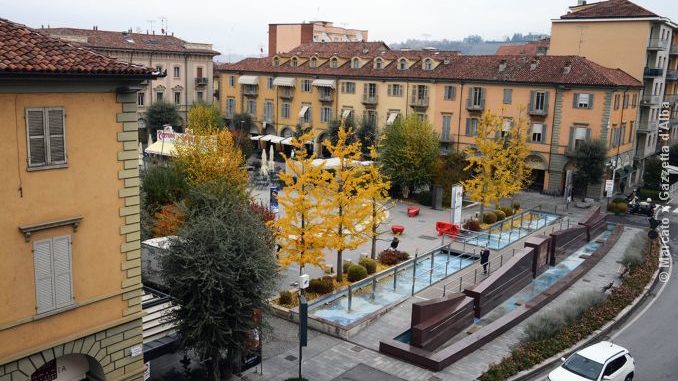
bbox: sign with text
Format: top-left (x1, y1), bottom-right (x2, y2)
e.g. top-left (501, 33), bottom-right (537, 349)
top-left (450, 185), bottom-right (463, 225)
top-left (270, 186), bottom-right (280, 213)
top-left (605, 179), bottom-right (614, 196)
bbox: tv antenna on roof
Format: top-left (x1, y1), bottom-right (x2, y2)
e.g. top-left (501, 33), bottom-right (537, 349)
top-left (146, 19), bottom-right (155, 34)
top-left (159, 16), bottom-right (168, 35)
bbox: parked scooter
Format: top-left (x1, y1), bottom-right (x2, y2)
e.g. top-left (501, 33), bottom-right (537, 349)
top-left (627, 196), bottom-right (656, 217)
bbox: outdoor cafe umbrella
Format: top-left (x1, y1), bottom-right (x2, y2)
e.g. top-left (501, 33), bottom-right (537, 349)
top-left (268, 145), bottom-right (275, 173)
top-left (260, 149), bottom-right (269, 178)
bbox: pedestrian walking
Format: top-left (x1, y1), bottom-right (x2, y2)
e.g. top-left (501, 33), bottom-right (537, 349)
top-left (480, 248), bottom-right (490, 275)
top-left (390, 236), bottom-right (400, 251)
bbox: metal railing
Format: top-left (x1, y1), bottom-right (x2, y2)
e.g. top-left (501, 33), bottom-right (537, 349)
top-left (409, 97), bottom-right (429, 108)
top-left (666, 70), bottom-right (678, 80)
top-left (637, 120), bottom-right (658, 132)
top-left (466, 97), bottom-right (485, 111)
top-left (195, 77), bottom-right (208, 86)
top-left (671, 45), bottom-right (678, 55)
top-left (644, 66), bottom-right (664, 77)
top-left (641, 94), bottom-right (661, 105)
top-left (440, 248), bottom-right (515, 296)
top-left (318, 92), bottom-right (333, 102)
top-left (362, 94), bottom-right (378, 105)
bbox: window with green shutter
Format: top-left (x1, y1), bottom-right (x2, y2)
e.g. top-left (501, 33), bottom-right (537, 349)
top-left (26, 107), bottom-right (67, 169)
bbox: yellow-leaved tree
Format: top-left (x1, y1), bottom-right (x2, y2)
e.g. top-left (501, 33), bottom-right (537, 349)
top-left (501, 111), bottom-right (532, 199)
top-left (186, 103), bottom-right (224, 132)
top-left (364, 146), bottom-right (391, 259)
top-left (324, 126), bottom-right (373, 281)
top-left (463, 111), bottom-right (514, 219)
top-left (173, 127), bottom-right (248, 196)
top-left (270, 132), bottom-right (334, 274)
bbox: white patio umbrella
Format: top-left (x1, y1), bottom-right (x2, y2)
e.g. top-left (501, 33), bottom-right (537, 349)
top-left (138, 142), bottom-right (144, 169)
top-left (260, 149), bottom-right (269, 178)
top-left (268, 145), bottom-right (275, 173)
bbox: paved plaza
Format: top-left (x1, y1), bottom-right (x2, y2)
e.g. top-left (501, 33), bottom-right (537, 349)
top-left (226, 191), bottom-right (644, 381)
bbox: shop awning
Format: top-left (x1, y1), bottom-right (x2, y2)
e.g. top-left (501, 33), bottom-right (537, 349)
top-left (250, 135), bottom-right (263, 141)
top-left (238, 75), bottom-right (259, 85)
top-left (312, 79), bottom-right (336, 89)
top-left (386, 112), bottom-right (399, 125)
top-left (259, 135), bottom-right (277, 142)
top-left (342, 109), bottom-right (353, 119)
top-left (273, 77), bottom-right (295, 87)
top-left (281, 137), bottom-right (295, 145)
top-left (532, 124), bottom-right (544, 133)
top-left (269, 136), bottom-right (285, 144)
top-left (298, 105), bottom-right (309, 118)
top-left (145, 140), bottom-right (177, 157)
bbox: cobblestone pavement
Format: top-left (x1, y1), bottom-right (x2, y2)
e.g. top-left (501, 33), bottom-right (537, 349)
top-left (235, 187), bottom-right (644, 381)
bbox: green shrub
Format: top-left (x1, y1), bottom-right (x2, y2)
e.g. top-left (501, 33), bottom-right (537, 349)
top-left (307, 276), bottom-right (335, 294)
top-left (416, 191), bottom-right (433, 206)
top-left (463, 218), bottom-right (482, 231)
top-left (612, 197), bottom-right (627, 204)
top-left (524, 290), bottom-right (605, 342)
top-left (359, 257), bottom-right (378, 275)
top-left (483, 211), bottom-right (497, 224)
top-left (512, 202), bottom-right (520, 210)
top-left (278, 290), bottom-right (294, 305)
top-left (615, 203), bottom-right (628, 214)
top-left (499, 207), bottom-right (513, 217)
top-left (493, 210), bottom-right (506, 221)
top-left (347, 264), bottom-right (368, 282)
top-left (622, 250), bottom-right (644, 267)
top-left (607, 202), bottom-right (619, 214)
top-left (141, 164), bottom-right (188, 212)
top-left (524, 314), bottom-right (565, 342)
top-left (343, 261), bottom-right (354, 273)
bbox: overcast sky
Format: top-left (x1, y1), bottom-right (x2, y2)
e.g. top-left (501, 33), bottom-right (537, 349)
top-left (4, 0), bottom-right (677, 60)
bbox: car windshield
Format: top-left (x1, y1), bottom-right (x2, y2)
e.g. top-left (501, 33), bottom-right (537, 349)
top-left (562, 353), bottom-right (604, 380)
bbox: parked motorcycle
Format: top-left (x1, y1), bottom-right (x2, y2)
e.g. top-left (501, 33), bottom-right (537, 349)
top-left (627, 196), bottom-right (656, 217)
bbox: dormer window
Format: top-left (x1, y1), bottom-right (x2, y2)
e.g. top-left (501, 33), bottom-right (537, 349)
top-left (530, 59), bottom-right (539, 70)
top-left (273, 57), bottom-right (279, 66)
top-left (330, 57), bottom-right (338, 68)
top-left (291, 57), bottom-right (298, 67)
top-left (351, 58), bottom-right (360, 69)
top-left (310, 57), bottom-right (317, 68)
top-left (398, 59), bottom-right (407, 70)
top-left (374, 58), bottom-right (384, 69)
top-left (498, 60), bottom-right (507, 72)
top-left (423, 58), bottom-right (433, 71)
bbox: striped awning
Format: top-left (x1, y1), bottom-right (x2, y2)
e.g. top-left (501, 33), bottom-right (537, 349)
top-left (238, 75), bottom-right (259, 85)
top-left (312, 79), bottom-right (336, 89)
top-left (273, 77), bottom-right (295, 87)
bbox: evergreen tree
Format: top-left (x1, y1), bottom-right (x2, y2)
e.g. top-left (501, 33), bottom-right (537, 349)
top-left (572, 139), bottom-right (607, 200)
top-left (146, 102), bottom-right (182, 140)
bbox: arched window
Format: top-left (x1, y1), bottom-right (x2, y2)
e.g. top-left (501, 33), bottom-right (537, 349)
top-left (351, 58), bottom-right (360, 69)
top-left (374, 58), bottom-right (383, 69)
top-left (423, 58), bottom-right (433, 70)
top-left (291, 57), bottom-right (298, 67)
top-left (272, 57), bottom-right (279, 66)
top-left (399, 58), bottom-right (407, 70)
top-left (330, 57), bottom-right (338, 68)
top-left (310, 57), bottom-right (317, 68)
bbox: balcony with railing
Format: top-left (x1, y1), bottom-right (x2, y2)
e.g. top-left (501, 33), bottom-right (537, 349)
top-left (528, 106), bottom-right (548, 116)
top-left (641, 94), bottom-right (662, 106)
top-left (665, 93), bottom-right (678, 103)
top-left (671, 45), bottom-right (678, 55)
top-left (318, 90), bottom-right (334, 102)
top-left (409, 96), bottom-right (429, 108)
top-left (362, 93), bottom-right (378, 105)
top-left (644, 66), bottom-right (664, 77)
top-left (647, 38), bottom-right (669, 50)
top-left (242, 85), bottom-right (258, 97)
top-left (637, 120), bottom-right (658, 132)
top-left (195, 77), bottom-right (208, 87)
top-left (666, 69), bottom-right (678, 80)
top-left (466, 97), bottom-right (485, 111)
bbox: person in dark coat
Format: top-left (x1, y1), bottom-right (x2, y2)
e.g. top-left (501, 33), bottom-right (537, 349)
top-left (390, 236), bottom-right (400, 251)
top-left (480, 249), bottom-right (490, 274)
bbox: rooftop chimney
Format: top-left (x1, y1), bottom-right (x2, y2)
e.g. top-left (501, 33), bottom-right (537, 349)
top-left (563, 61), bottom-right (572, 74)
top-left (577, 0), bottom-right (587, 5)
top-left (530, 59), bottom-right (539, 70)
top-left (499, 59), bottom-right (508, 72)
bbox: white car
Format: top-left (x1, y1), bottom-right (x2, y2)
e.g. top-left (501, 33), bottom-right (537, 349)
top-left (547, 341), bottom-right (635, 381)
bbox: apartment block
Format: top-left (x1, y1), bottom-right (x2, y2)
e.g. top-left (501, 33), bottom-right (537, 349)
top-left (0, 18), bottom-right (158, 380)
top-left (549, 0), bottom-right (678, 184)
top-left (269, 21), bottom-right (368, 55)
top-left (43, 26), bottom-right (220, 127)
top-left (217, 42), bottom-right (641, 198)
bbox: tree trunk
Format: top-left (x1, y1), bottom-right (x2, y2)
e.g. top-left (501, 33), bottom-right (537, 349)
top-left (371, 200), bottom-right (378, 259)
top-left (402, 185), bottom-right (410, 199)
top-left (211, 350), bottom-right (222, 381)
top-left (336, 249), bottom-right (343, 281)
top-left (225, 344), bottom-right (241, 380)
top-left (479, 202), bottom-right (485, 223)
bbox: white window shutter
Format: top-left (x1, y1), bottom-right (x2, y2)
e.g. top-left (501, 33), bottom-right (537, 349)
top-left (52, 236), bottom-right (73, 309)
top-left (26, 109), bottom-right (46, 166)
top-left (47, 108), bottom-right (66, 164)
top-left (34, 239), bottom-right (55, 314)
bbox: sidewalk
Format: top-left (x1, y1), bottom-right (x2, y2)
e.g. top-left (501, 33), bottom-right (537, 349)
top-left (236, 195), bottom-right (642, 380)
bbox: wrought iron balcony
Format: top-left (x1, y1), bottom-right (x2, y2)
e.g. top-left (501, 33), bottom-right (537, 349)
top-left (641, 94), bottom-right (661, 106)
top-left (279, 88), bottom-right (294, 99)
top-left (195, 77), bottom-right (209, 87)
top-left (647, 38), bottom-right (668, 50)
top-left (242, 85), bottom-right (258, 97)
top-left (409, 96), bottom-right (429, 108)
top-left (666, 69), bottom-right (678, 80)
top-left (466, 97), bottom-right (485, 111)
top-left (636, 120), bottom-right (658, 132)
top-left (643, 66), bottom-right (663, 77)
top-left (528, 107), bottom-right (548, 116)
top-left (362, 94), bottom-right (378, 105)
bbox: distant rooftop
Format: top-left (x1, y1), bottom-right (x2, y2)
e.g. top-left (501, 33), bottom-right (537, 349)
top-left (560, 0), bottom-right (658, 19)
top-left (42, 27), bottom-right (220, 55)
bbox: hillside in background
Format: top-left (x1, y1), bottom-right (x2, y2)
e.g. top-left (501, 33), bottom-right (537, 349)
top-left (390, 33), bottom-right (548, 55)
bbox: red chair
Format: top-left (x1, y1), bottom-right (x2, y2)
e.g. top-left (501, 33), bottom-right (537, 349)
top-left (407, 206), bottom-right (420, 217)
top-left (391, 225), bottom-right (405, 235)
top-left (435, 221), bottom-right (460, 239)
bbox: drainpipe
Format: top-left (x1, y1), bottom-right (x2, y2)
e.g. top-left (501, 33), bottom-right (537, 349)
top-left (456, 83), bottom-right (465, 152)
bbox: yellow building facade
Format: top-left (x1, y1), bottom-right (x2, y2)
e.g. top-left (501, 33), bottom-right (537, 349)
top-left (0, 19), bottom-right (157, 381)
top-left (217, 44), bottom-right (641, 198)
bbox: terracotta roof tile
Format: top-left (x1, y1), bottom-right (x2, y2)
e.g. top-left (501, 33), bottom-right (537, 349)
top-left (561, 0), bottom-right (658, 19)
top-left (496, 39), bottom-right (550, 55)
top-left (0, 18), bottom-right (157, 76)
top-left (218, 53), bottom-right (641, 88)
top-left (284, 41), bottom-right (460, 60)
top-left (42, 27), bottom-right (220, 55)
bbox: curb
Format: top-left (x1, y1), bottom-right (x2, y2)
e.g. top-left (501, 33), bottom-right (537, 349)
top-left (506, 242), bottom-right (662, 381)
